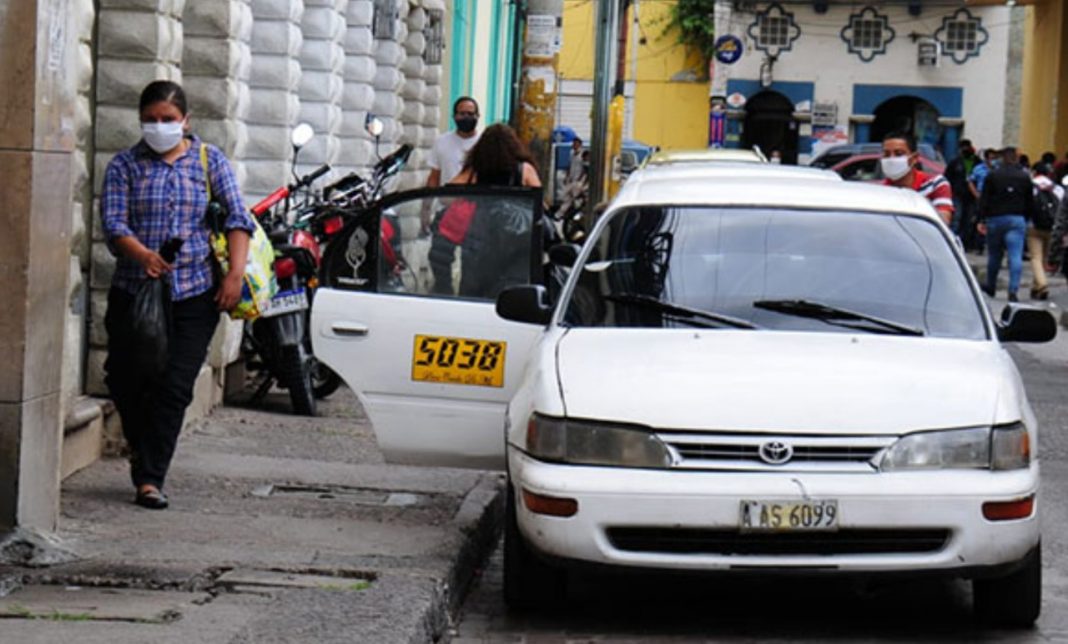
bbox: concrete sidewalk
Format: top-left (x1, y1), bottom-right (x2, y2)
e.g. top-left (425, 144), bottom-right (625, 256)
top-left (0, 390), bottom-right (504, 643)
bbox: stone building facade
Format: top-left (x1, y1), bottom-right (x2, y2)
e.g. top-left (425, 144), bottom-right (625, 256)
top-left (62, 0), bottom-right (446, 477)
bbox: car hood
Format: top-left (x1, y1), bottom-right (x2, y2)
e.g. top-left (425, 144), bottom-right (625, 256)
top-left (555, 330), bottom-right (1018, 435)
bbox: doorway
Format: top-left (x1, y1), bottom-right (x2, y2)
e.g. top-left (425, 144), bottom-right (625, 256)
top-left (871, 96), bottom-right (943, 154)
top-left (742, 91), bottom-right (799, 164)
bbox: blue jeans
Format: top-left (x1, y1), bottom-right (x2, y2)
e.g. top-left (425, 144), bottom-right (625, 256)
top-left (985, 215), bottom-right (1027, 294)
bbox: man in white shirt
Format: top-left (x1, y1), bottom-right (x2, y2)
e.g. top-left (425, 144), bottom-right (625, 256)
top-left (423, 96), bottom-right (481, 234)
top-left (427, 96), bottom-right (480, 186)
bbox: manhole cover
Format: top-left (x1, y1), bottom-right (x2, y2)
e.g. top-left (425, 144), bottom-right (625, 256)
top-left (250, 484), bottom-right (422, 507)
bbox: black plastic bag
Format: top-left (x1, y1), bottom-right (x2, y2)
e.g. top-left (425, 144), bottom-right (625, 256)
top-left (130, 237), bottom-right (181, 376)
top-left (131, 276), bottom-right (171, 376)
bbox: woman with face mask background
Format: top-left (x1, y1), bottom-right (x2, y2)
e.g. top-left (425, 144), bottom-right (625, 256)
top-left (101, 80), bottom-right (256, 509)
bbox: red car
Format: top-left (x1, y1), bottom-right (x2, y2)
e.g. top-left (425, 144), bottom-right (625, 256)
top-left (830, 153), bottom-right (946, 183)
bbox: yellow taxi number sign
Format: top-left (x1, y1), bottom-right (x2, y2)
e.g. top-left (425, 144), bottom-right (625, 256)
top-left (412, 335), bottom-right (506, 388)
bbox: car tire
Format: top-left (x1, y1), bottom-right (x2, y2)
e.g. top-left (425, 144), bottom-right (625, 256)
top-left (973, 544), bottom-right (1041, 628)
top-left (503, 482), bottom-right (565, 611)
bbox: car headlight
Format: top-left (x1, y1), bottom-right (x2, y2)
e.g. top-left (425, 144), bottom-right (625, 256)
top-left (526, 414), bottom-right (673, 468)
top-left (879, 423), bottom-right (1030, 471)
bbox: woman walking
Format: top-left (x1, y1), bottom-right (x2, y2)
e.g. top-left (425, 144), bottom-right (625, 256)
top-left (101, 80), bottom-right (254, 509)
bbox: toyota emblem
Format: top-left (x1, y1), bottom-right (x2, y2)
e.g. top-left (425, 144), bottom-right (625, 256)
top-left (758, 441), bottom-right (794, 465)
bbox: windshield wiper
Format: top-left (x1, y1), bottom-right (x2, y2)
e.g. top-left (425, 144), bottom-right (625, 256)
top-left (606, 293), bottom-right (759, 330)
top-left (752, 299), bottom-right (925, 336)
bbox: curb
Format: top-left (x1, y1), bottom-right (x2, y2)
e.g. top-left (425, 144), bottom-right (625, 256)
top-left (407, 473), bottom-right (505, 644)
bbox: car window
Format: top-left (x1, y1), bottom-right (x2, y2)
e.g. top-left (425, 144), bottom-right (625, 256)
top-left (562, 207), bottom-right (986, 339)
top-left (838, 158), bottom-right (880, 181)
top-left (323, 188), bottom-right (543, 301)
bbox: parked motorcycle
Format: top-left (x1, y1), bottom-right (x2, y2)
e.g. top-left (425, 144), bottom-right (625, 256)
top-left (243, 124), bottom-right (331, 415)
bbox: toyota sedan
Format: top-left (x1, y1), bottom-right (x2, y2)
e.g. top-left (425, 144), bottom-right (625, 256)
top-left (312, 165), bottom-right (1056, 627)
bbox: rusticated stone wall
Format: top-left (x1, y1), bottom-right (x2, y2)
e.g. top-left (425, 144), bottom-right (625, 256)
top-left (246, 0), bottom-right (305, 200)
top-left (339, 0), bottom-right (377, 176)
top-left (297, 0), bottom-right (347, 178)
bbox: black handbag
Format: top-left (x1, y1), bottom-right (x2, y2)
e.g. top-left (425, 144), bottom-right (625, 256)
top-left (130, 237), bottom-right (183, 375)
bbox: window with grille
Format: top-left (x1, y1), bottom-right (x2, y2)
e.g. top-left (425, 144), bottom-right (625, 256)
top-left (943, 19), bottom-right (978, 54)
top-left (851, 19), bottom-right (883, 50)
top-left (758, 16), bottom-right (790, 49)
top-left (424, 10), bottom-right (444, 64)
top-left (373, 0), bottom-right (396, 40)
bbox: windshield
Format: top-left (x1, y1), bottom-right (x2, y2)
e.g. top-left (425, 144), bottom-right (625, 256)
top-left (562, 207), bottom-right (987, 339)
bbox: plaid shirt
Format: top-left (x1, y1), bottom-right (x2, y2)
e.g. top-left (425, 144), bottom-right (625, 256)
top-left (102, 136), bottom-right (255, 301)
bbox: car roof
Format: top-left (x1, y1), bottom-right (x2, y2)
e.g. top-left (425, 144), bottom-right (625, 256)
top-left (634, 161), bottom-right (841, 182)
top-left (613, 166), bottom-right (939, 220)
top-left (646, 148), bottom-right (767, 165)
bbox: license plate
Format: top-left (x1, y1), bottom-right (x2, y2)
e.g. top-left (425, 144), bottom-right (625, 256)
top-left (411, 335), bottom-right (506, 388)
top-left (260, 289), bottom-right (308, 317)
top-left (740, 500), bottom-right (838, 532)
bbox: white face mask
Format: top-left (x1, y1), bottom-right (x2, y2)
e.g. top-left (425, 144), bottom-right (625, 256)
top-left (770, 156), bottom-right (781, 165)
top-left (142, 120), bottom-right (186, 154)
top-left (880, 155), bottom-right (911, 181)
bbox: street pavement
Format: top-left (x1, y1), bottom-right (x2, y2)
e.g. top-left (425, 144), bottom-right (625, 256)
top-left (451, 253), bottom-right (1068, 643)
top-left (0, 388), bottom-right (504, 643)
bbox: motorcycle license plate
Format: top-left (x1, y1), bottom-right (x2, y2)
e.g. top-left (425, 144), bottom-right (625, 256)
top-left (261, 289), bottom-right (308, 318)
top-left (740, 500), bottom-right (838, 532)
top-left (411, 335), bottom-right (506, 388)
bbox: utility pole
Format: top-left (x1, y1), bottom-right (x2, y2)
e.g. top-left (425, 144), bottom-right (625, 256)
top-left (515, 0), bottom-right (565, 185)
top-left (590, 0), bottom-right (621, 209)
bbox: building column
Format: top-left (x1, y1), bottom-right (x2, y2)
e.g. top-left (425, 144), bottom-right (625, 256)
top-left (0, 0), bottom-right (77, 531)
top-left (400, 4), bottom-right (429, 188)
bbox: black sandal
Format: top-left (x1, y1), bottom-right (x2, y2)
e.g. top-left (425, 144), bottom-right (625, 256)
top-left (134, 488), bottom-right (169, 510)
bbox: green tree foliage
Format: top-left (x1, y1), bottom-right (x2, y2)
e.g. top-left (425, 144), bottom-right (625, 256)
top-left (664, 0), bottom-right (717, 67)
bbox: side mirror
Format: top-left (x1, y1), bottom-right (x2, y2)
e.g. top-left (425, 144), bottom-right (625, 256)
top-left (291, 122), bottom-right (314, 149)
top-left (548, 243), bottom-right (580, 267)
top-left (365, 114), bottom-right (384, 138)
top-left (997, 304), bottom-right (1057, 343)
top-left (496, 285), bottom-right (553, 325)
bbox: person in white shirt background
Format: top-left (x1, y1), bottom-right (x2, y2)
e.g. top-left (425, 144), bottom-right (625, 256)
top-left (423, 96), bottom-right (481, 234)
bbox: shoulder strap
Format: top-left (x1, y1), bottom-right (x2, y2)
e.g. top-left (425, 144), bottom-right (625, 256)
top-left (199, 143), bottom-right (211, 201)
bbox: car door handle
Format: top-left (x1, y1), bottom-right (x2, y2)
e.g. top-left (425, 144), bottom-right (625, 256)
top-left (331, 321), bottom-right (369, 337)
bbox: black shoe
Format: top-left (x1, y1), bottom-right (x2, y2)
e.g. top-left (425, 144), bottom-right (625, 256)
top-left (981, 284), bottom-right (996, 297)
top-left (1031, 287), bottom-right (1049, 301)
top-left (1008, 292), bottom-right (1019, 303)
top-left (134, 488), bottom-right (169, 510)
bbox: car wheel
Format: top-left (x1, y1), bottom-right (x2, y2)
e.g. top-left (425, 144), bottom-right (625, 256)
top-left (503, 482), bottom-right (565, 611)
top-left (973, 544), bottom-right (1041, 628)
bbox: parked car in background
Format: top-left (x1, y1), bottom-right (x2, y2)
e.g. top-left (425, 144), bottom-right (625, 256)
top-left (312, 164), bottom-right (1055, 627)
top-left (831, 152), bottom-right (946, 182)
top-left (811, 142), bottom-right (945, 170)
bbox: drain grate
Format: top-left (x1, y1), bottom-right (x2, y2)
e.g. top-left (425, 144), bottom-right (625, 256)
top-left (250, 484), bottom-right (423, 507)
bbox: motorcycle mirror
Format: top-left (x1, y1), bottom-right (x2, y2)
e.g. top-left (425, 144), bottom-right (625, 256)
top-left (365, 114), bottom-right (384, 138)
top-left (291, 123), bottom-right (315, 149)
top-left (365, 114), bottom-right (384, 159)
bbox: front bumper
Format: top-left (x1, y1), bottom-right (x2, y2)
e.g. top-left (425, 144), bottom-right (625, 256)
top-left (509, 448), bottom-right (1039, 575)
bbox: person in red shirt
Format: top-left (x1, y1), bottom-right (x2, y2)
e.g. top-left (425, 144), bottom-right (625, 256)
top-left (881, 131), bottom-right (954, 226)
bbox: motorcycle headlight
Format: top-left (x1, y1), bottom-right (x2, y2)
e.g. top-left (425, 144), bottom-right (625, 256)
top-left (879, 423), bottom-right (1031, 471)
top-left (526, 414), bottom-right (673, 469)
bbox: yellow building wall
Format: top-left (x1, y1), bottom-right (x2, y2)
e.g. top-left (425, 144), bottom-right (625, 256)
top-left (560, 0), bottom-right (709, 150)
top-left (1020, 0), bottom-right (1068, 156)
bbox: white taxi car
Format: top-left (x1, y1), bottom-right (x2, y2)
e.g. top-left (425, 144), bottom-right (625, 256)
top-left (312, 166), bottom-right (1056, 626)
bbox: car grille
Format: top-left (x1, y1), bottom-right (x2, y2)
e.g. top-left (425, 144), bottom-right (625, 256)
top-left (606, 527), bottom-right (950, 556)
top-left (657, 433), bottom-right (896, 472)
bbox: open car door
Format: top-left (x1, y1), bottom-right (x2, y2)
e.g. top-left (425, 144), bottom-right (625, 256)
top-left (312, 186), bottom-right (546, 469)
